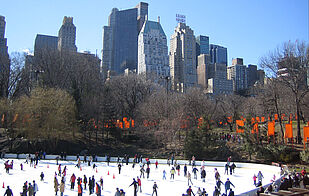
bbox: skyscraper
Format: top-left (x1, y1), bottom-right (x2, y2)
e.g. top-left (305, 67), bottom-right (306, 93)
top-left (138, 17), bottom-right (169, 83)
top-left (101, 2), bottom-right (148, 75)
top-left (227, 58), bottom-right (248, 92)
top-left (197, 54), bottom-right (211, 88)
top-left (210, 44), bottom-right (227, 65)
top-left (0, 15), bottom-right (10, 97)
top-left (169, 23), bottom-right (197, 92)
top-left (34, 34), bottom-right (58, 56)
top-left (58, 16), bottom-right (77, 52)
top-left (196, 35), bottom-right (209, 56)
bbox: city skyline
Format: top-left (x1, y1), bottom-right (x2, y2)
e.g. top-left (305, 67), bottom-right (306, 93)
top-left (1, 0), bottom-right (308, 68)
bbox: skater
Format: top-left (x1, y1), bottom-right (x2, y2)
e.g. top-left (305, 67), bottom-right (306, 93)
top-left (152, 182), bottom-right (158, 196)
top-left (186, 186), bottom-right (195, 196)
top-left (70, 173), bottom-right (76, 190)
top-left (83, 175), bottom-right (87, 190)
top-left (129, 178), bottom-right (138, 196)
top-left (231, 162), bottom-right (236, 174)
top-left (40, 172), bottom-right (44, 181)
top-left (146, 167), bottom-right (150, 179)
top-left (54, 177), bottom-right (59, 196)
top-left (100, 177), bottom-right (103, 190)
top-left (118, 163), bottom-right (122, 174)
top-left (95, 182), bottom-right (101, 196)
top-left (184, 164), bottom-right (188, 177)
top-left (58, 164), bottom-right (61, 176)
top-left (28, 183), bottom-right (34, 196)
top-left (140, 166), bottom-right (145, 178)
top-left (224, 178), bottom-right (235, 195)
top-left (60, 180), bottom-right (65, 196)
top-left (155, 160), bottom-right (158, 169)
top-left (4, 186), bottom-right (13, 196)
top-left (187, 172), bottom-right (193, 186)
top-left (167, 158), bottom-right (170, 166)
top-left (225, 163), bottom-right (229, 175)
top-left (201, 168), bottom-right (206, 182)
top-left (176, 164), bottom-right (180, 176)
top-left (214, 168), bottom-right (220, 180)
top-left (257, 171), bottom-right (264, 185)
top-left (170, 167), bottom-right (175, 179)
top-left (137, 176), bottom-right (142, 192)
top-left (20, 163), bottom-right (23, 170)
top-left (88, 177), bottom-right (92, 195)
top-left (253, 174), bottom-right (257, 186)
top-left (115, 188), bottom-right (121, 196)
top-left (78, 182), bottom-right (83, 196)
top-left (216, 179), bottom-right (224, 191)
top-left (192, 167), bottom-right (198, 179)
top-left (91, 176), bottom-right (95, 194)
top-left (213, 186), bottom-right (220, 196)
top-left (163, 169), bottom-right (166, 180)
top-left (33, 180), bottom-right (38, 196)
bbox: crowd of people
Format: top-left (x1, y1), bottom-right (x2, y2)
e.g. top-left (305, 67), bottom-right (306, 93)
top-left (2, 153), bottom-right (307, 196)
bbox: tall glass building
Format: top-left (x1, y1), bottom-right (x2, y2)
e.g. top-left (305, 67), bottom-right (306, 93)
top-left (196, 35), bottom-right (209, 56)
top-left (210, 44), bottom-right (227, 65)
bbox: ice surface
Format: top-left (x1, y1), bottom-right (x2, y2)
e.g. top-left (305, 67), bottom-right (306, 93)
top-left (0, 158), bottom-right (281, 195)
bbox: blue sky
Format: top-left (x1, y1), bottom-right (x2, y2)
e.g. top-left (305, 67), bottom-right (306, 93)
top-left (1, 0), bottom-right (308, 67)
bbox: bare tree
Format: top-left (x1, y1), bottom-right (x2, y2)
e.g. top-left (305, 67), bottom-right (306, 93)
top-left (260, 41), bottom-right (309, 144)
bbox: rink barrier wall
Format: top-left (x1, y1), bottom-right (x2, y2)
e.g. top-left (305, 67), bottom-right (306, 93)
top-left (3, 153), bottom-right (283, 196)
top-left (3, 153), bottom-right (281, 171)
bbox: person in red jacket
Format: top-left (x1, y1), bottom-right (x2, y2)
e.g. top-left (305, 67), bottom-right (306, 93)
top-left (137, 177), bottom-right (142, 192)
top-left (70, 173), bottom-right (76, 190)
top-left (155, 160), bottom-right (158, 169)
top-left (78, 182), bottom-right (83, 196)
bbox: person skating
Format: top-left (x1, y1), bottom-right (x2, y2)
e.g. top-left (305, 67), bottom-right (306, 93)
top-left (170, 167), bottom-right (175, 180)
top-left (129, 178), bottom-right (138, 196)
top-left (114, 188), bottom-right (121, 196)
top-left (54, 177), bottom-right (59, 196)
top-left (201, 188), bottom-right (207, 196)
top-left (184, 164), bottom-right (188, 177)
top-left (40, 172), bottom-right (44, 181)
top-left (95, 182), bottom-right (101, 196)
top-left (192, 167), bottom-right (198, 179)
top-left (118, 163), bottom-right (122, 174)
top-left (201, 168), bottom-right (206, 182)
top-left (28, 183), bottom-right (34, 196)
top-left (33, 180), bottom-right (38, 196)
top-left (163, 169), bottom-right (166, 180)
top-left (120, 189), bottom-right (125, 196)
top-left (230, 163), bottom-right (236, 174)
top-left (152, 182), bottom-right (158, 196)
top-left (88, 177), bottom-right (92, 195)
top-left (78, 182), bottom-right (83, 196)
top-left (70, 173), bottom-right (76, 190)
top-left (253, 174), bottom-right (257, 186)
top-left (91, 175), bottom-right (95, 194)
top-left (257, 171), bottom-right (264, 185)
top-left (100, 177), bottom-right (103, 190)
top-left (176, 164), bottom-right (180, 176)
top-left (137, 177), bottom-right (142, 192)
top-left (140, 165), bottom-right (145, 178)
top-left (186, 186), bottom-right (195, 196)
top-left (60, 180), bottom-right (65, 196)
top-left (4, 186), bottom-right (13, 196)
top-left (83, 175), bottom-right (87, 190)
top-left (228, 188), bottom-right (234, 196)
top-left (224, 178), bottom-right (235, 195)
top-left (22, 182), bottom-right (28, 196)
top-left (155, 160), bottom-right (158, 169)
top-left (146, 167), bottom-right (150, 179)
top-left (196, 187), bottom-right (202, 196)
top-left (216, 179), bottom-right (224, 192)
top-left (224, 163), bottom-right (229, 175)
top-left (213, 186), bottom-right (220, 196)
top-left (214, 168), bottom-right (220, 180)
top-left (187, 172), bottom-right (193, 186)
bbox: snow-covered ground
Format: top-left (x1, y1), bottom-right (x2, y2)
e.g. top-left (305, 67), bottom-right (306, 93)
top-left (0, 158), bottom-right (281, 196)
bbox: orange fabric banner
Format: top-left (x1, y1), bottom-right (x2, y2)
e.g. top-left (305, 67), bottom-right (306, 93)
top-left (284, 123), bottom-right (293, 139)
top-left (268, 121), bottom-right (275, 136)
top-left (251, 118), bottom-right (255, 125)
top-left (251, 123), bottom-right (258, 134)
top-left (274, 114), bottom-right (278, 121)
top-left (261, 117), bottom-right (265, 122)
top-left (227, 116), bottom-right (232, 123)
top-left (198, 117), bottom-right (203, 128)
top-left (304, 126), bottom-right (309, 149)
top-left (256, 117), bottom-right (260, 122)
top-left (131, 120), bottom-right (135, 128)
top-left (236, 120), bottom-right (244, 133)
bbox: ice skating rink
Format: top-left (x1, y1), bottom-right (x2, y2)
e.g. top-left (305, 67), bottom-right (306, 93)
top-left (0, 157), bottom-right (281, 196)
